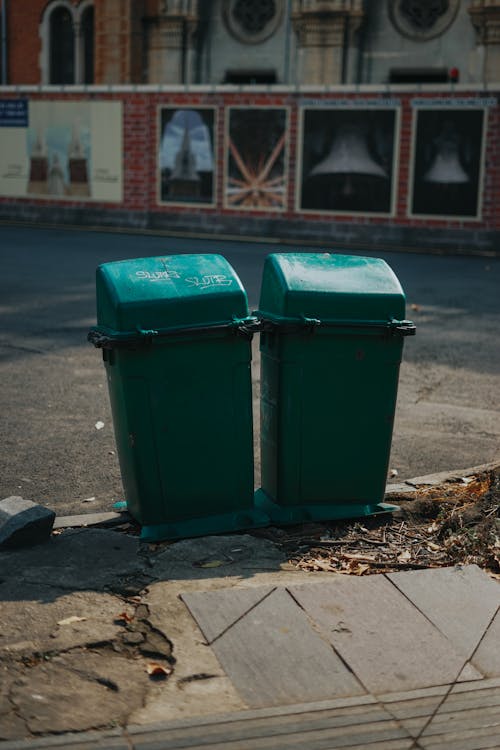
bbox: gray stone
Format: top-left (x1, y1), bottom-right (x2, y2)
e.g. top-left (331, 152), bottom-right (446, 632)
top-left (0, 497), bottom-right (55, 549)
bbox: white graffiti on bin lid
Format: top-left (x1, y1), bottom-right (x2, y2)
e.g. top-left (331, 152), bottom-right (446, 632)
top-left (185, 275), bottom-right (233, 289)
top-left (135, 270), bottom-right (181, 281)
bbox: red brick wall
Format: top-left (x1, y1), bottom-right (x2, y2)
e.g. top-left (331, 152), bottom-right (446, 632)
top-left (7, 0), bottom-right (45, 84)
top-left (0, 88), bottom-right (499, 247)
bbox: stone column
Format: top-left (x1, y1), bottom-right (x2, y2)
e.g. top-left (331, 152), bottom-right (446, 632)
top-left (469, 1), bottom-right (500, 83)
top-left (94, 0), bottom-right (145, 84)
top-left (148, 0), bottom-right (199, 84)
top-left (291, 0), bottom-right (365, 85)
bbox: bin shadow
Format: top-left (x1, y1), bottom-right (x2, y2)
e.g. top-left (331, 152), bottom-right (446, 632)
top-left (0, 526), bottom-right (287, 606)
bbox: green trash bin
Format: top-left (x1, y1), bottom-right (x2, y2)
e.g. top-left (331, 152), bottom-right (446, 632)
top-left (255, 252), bottom-right (415, 524)
top-left (88, 254), bottom-right (268, 541)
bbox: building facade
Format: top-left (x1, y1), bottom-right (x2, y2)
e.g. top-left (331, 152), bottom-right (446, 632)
top-left (2, 1), bottom-right (500, 87)
top-left (0, 2), bottom-right (499, 253)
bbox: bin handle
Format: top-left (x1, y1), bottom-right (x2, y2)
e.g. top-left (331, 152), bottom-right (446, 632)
top-left (88, 316), bottom-right (263, 349)
top-left (253, 312), bottom-right (416, 336)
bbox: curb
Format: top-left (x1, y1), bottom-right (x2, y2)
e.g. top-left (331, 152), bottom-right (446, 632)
top-left (48, 462), bottom-right (500, 531)
top-left (384, 461), bottom-right (499, 497)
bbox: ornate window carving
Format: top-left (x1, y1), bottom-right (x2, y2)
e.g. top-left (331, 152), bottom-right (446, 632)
top-left (40, 1), bottom-right (94, 84)
top-left (389, 0), bottom-right (459, 40)
top-left (223, 0), bottom-right (284, 44)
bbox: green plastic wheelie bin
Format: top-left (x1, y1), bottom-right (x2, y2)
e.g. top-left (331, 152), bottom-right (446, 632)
top-left (88, 253), bottom-right (267, 541)
top-left (255, 252), bottom-right (415, 524)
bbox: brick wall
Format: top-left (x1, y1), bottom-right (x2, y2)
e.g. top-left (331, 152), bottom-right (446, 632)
top-left (6, 0), bottom-right (47, 84)
top-left (0, 86), bottom-right (499, 253)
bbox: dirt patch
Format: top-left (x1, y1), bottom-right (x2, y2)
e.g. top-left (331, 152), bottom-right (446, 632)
top-left (0, 595), bottom-right (175, 740)
top-left (257, 470), bottom-right (500, 577)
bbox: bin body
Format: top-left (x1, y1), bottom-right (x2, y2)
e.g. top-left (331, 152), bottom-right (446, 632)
top-left (91, 254), bottom-right (265, 540)
top-left (257, 253), bottom-right (414, 522)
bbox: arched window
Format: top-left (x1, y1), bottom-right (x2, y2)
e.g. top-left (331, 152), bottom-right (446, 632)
top-left (49, 6), bottom-right (75, 84)
top-left (41, 1), bottom-right (94, 84)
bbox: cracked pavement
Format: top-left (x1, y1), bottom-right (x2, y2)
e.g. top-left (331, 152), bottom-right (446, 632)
top-left (1, 528), bottom-right (500, 749)
top-left (0, 528), bottom-right (297, 740)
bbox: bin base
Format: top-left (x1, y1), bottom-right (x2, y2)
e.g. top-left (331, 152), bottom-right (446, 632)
top-left (254, 489), bottom-right (399, 525)
top-left (138, 506), bottom-right (270, 542)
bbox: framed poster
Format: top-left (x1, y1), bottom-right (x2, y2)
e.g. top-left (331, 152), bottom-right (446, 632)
top-left (225, 107), bottom-right (288, 211)
top-left (298, 107), bottom-right (398, 215)
top-left (158, 107), bottom-right (216, 206)
top-left (0, 100), bottom-right (123, 201)
top-left (410, 108), bottom-right (486, 219)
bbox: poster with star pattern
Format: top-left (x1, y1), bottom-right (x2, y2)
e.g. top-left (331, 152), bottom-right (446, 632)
top-left (225, 107), bottom-right (288, 211)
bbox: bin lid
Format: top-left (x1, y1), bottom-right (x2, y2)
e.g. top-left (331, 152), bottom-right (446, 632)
top-left (258, 253), bottom-right (406, 324)
top-left (96, 254), bottom-right (249, 334)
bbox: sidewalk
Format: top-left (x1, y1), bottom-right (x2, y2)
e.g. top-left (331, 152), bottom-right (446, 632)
top-left (1, 465), bottom-right (499, 749)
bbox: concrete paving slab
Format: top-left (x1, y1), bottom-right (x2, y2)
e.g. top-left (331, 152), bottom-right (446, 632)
top-left (289, 576), bottom-right (483, 693)
top-left (181, 586), bottom-right (275, 643)
top-left (186, 587), bottom-right (366, 708)
top-left (471, 608), bottom-right (500, 678)
top-left (387, 565), bottom-right (500, 659)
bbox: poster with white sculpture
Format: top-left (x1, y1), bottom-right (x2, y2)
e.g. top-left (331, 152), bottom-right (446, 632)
top-left (0, 100), bottom-right (123, 202)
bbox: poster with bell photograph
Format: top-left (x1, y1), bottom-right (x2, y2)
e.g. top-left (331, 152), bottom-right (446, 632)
top-left (410, 108), bottom-right (485, 218)
top-left (225, 107), bottom-right (288, 211)
top-left (158, 107), bottom-right (215, 205)
top-left (298, 108), bottom-right (398, 214)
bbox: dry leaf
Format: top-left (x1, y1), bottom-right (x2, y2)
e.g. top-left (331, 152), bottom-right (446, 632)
top-left (57, 616), bottom-right (87, 626)
top-left (341, 552), bottom-right (376, 563)
top-left (397, 550), bottom-right (412, 563)
top-left (146, 662), bottom-right (172, 677)
top-left (427, 542), bottom-right (441, 552)
top-left (351, 563), bottom-right (370, 576)
top-left (116, 611), bottom-right (134, 623)
top-left (195, 560), bottom-right (225, 569)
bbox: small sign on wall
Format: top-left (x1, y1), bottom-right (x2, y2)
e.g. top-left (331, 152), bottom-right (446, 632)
top-left (0, 99), bottom-right (28, 127)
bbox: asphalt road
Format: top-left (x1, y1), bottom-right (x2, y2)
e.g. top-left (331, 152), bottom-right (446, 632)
top-left (1, 225), bottom-right (499, 517)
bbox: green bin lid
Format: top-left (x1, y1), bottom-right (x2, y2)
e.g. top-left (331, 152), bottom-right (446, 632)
top-left (96, 254), bottom-right (248, 333)
top-left (258, 253), bottom-right (406, 323)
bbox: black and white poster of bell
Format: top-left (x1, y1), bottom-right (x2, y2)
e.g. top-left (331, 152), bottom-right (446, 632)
top-left (299, 108), bottom-right (397, 214)
top-left (159, 108), bottom-right (215, 204)
top-left (411, 108), bottom-right (485, 218)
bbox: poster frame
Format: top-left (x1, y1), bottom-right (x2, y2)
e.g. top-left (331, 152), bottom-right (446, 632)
top-left (223, 104), bottom-right (290, 213)
top-left (295, 105), bottom-right (401, 218)
top-left (407, 105), bottom-right (488, 222)
top-left (0, 98), bottom-right (123, 203)
top-left (156, 104), bottom-right (218, 209)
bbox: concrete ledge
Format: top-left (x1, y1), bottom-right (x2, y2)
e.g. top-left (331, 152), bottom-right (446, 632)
top-left (1, 207), bottom-right (499, 256)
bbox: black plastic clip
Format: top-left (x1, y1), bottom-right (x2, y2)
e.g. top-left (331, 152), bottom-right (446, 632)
top-left (389, 319), bottom-right (416, 337)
